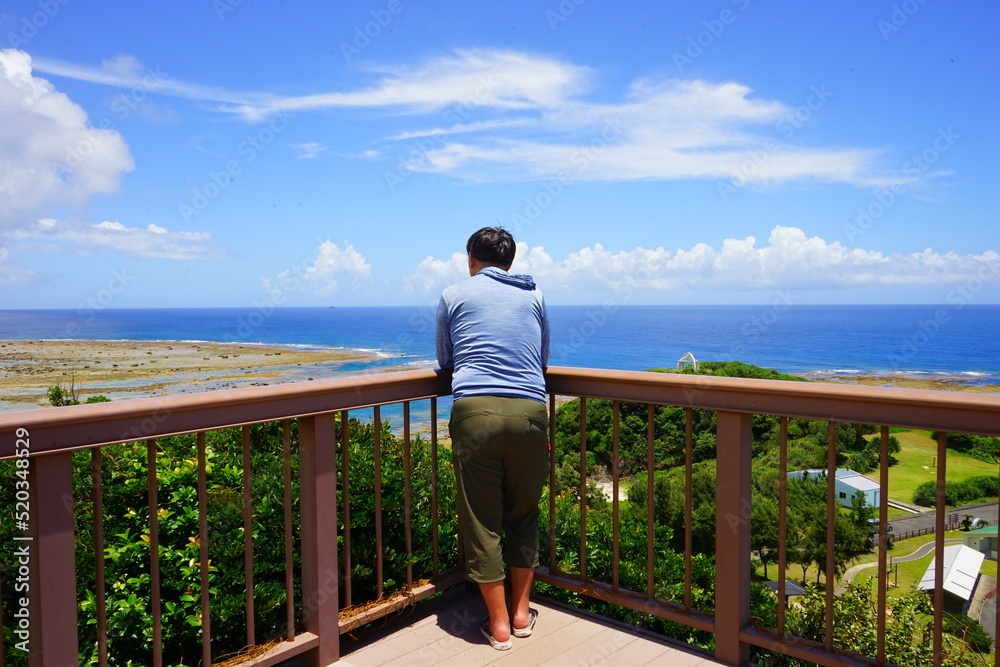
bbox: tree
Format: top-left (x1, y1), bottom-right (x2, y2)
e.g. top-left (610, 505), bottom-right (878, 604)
top-left (626, 464), bottom-right (717, 555)
top-left (768, 582), bottom-right (991, 666)
top-left (47, 381), bottom-right (110, 406)
top-left (933, 431), bottom-right (1000, 463)
top-left (850, 490), bottom-right (875, 529)
top-left (751, 494), bottom-right (779, 579)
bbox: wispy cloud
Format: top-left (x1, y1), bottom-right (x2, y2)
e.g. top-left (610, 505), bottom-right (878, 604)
top-left (13, 218), bottom-right (223, 260)
top-left (412, 79), bottom-right (885, 186)
top-left (28, 47), bottom-right (899, 187)
top-left (223, 49), bottom-right (589, 120)
top-left (387, 118), bottom-right (532, 141)
top-left (31, 53), bottom-right (265, 108)
top-left (288, 141), bottom-right (328, 159)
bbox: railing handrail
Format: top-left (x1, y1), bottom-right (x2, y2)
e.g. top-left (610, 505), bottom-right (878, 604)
top-left (0, 367), bottom-right (451, 456)
top-left (546, 366), bottom-right (1000, 436)
top-left (5, 364), bottom-right (1000, 665)
top-left (4, 365), bottom-right (1000, 457)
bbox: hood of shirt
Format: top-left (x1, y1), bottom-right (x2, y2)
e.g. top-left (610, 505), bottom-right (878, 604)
top-left (478, 266), bottom-right (536, 290)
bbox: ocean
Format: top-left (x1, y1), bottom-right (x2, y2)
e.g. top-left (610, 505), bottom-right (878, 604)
top-left (2, 304), bottom-right (999, 383)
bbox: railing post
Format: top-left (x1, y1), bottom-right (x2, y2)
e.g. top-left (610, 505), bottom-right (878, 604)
top-left (299, 414), bottom-right (340, 665)
top-left (715, 410), bottom-right (752, 666)
top-left (28, 451), bottom-right (79, 667)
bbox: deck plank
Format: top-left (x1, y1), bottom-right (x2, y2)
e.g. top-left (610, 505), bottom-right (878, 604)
top-left (335, 587), bottom-right (726, 667)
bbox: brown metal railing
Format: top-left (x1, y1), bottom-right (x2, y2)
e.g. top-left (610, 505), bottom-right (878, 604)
top-left (2, 367), bottom-right (1000, 666)
top-left (541, 367), bottom-right (1000, 667)
top-left (0, 370), bottom-right (462, 666)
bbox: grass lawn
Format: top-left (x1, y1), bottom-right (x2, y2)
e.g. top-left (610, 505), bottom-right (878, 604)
top-left (882, 430), bottom-right (997, 504)
top-left (853, 539), bottom-right (998, 593)
top-left (754, 530), bottom-right (980, 590)
top-left (754, 531), bottom-right (999, 664)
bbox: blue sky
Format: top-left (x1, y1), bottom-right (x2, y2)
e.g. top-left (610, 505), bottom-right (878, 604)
top-left (1, 0), bottom-right (997, 309)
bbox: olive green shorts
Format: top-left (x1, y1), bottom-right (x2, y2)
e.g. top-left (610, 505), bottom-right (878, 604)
top-left (449, 395), bottom-right (549, 583)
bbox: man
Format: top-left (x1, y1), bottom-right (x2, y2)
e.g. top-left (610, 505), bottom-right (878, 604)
top-left (436, 226), bottom-right (550, 651)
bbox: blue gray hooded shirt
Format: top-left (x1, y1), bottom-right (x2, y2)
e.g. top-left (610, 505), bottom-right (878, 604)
top-left (436, 266), bottom-right (550, 403)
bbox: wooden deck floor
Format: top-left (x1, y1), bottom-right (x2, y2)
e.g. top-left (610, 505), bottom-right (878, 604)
top-left (327, 587), bottom-right (727, 667)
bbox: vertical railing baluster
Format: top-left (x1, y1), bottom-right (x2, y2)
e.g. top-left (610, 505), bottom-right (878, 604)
top-left (282, 420), bottom-right (295, 640)
top-left (0, 566), bottom-right (4, 667)
top-left (777, 417), bottom-right (788, 639)
top-left (825, 422), bottom-right (837, 654)
top-left (934, 431), bottom-right (947, 667)
top-left (611, 400), bottom-right (620, 591)
top-left (299, 414), bottom-right (340, 664)
top-left (684, 407), bottom-right (693, 611)
top-left (340, 410), bottom-right (352, 607)
top-left (579, 398), bottom-right (588, 581)
top-left (242, 425), bottom-right (255, 647)
top-left (374, 405), bottom-right (384, 598)
top-left (646, 403), bottom-right (654, 599)
top-left (549, 393), bottom-right (557, 572)
top-left (197, 431), bottom-right (212, 667)
top-left (403, 402), bottom-right (413, 588)
top-left (92, 447), bottom-right (108, 666)
top-left (146, 440), bottom-right (162, 667)
top-left (876, 425), bottom-right (889, 667)
top-left (430, 397), bottom-right (440, 576)
top-left (714, 410), bottom-right (752, 665)
top-left (29, 451), bottom-right (79, 664)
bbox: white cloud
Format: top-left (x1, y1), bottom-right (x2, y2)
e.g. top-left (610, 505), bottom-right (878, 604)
top-left (0, 51), bottom-right (218, 261)
top-left (387, 119), bottom-right (532, 141)
top-left (414, 79), bottom-right (884, 186)
top-left (225, 49), bottom-right (589, 120)
top-left (13, 218), bottom-right (221, 260)
top-left (289, 141), bottom-right (328, 159)
top-left (30, 48), bottom-right (899, 187)
top-left (34, 48), bottom-right (587, 121)
top-left (31, 53), bottom-right (260, 108)
top-left (264, 241), bottom-right (372, 296)
top-left (404, 227), bottom-right (1000, 295)
top-left (100, 54), bottom-right (145, 76)
top-left (404, 251), bottom-right (470, 295)
top-left (0, 49), bottom-right (134, 233)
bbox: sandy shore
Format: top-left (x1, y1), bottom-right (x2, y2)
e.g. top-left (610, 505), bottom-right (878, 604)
top-left (806, 373), bottom-right (1000, 394)
top-left (4, 339), bottom-right (997, 412)
top-left (0, 339), bottom-right (411, 410)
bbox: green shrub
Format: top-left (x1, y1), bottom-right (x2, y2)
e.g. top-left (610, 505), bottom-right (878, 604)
top-left (933, 432), bottom-right (1000, 464)
top-left (943, 613), bottom-right (992, 653)
top-left (912, 476), bottom-right (999, 507)
top-left (0, 415), bottom-right (457, 666)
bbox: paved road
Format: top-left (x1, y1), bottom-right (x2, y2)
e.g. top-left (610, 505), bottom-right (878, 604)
top-left (888, 500), bottom-right (998, 534)
top-left (979, 578), bottom-right (998, 644)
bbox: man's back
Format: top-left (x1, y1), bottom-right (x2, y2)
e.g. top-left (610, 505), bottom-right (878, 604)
top-left (436, 266), bottom-right (549, 402)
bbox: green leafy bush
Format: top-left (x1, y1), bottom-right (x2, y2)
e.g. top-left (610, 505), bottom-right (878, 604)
top-left (943, 613), bottom-right (992, 653)
top-left (934, 431), bottom-right (1000, 464)
top-left (0, 415), bottom-right (457, 666)
top-left (912, 476), bottom-right (999, 507)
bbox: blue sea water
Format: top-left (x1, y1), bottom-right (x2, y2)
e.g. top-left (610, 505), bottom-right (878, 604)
top-left (2, 304), bottom-right (999, 383)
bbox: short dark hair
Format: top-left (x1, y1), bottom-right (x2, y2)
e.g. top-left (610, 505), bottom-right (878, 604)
top-left (466, 226), bottom-right (516, 266)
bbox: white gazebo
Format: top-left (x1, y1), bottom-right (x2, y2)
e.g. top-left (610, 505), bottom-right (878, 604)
top-left (676, 352), bottom-right (699, 372)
